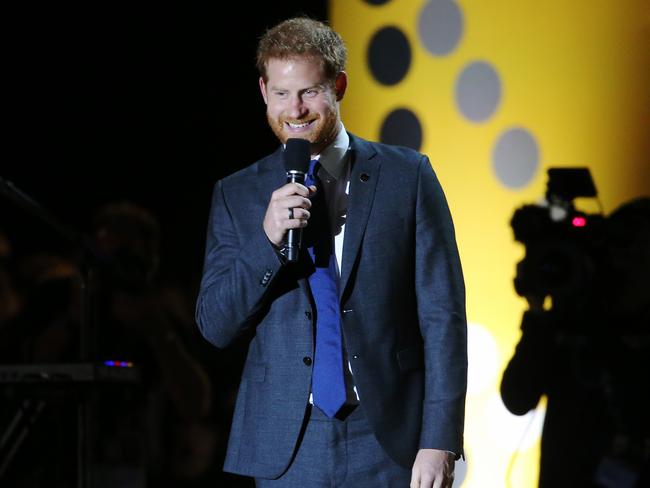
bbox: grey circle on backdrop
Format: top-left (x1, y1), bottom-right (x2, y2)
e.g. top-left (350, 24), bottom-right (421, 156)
top-left (456, 61), bottom-right (502, 122)
top-left (492, 127), bottom-right (540, 188)
top-left (418, 0), bottom-right (464, 56)
top-left (380, 108), bottom-right (422, 151)
top-left (367, 26), bottom-right (412, 86)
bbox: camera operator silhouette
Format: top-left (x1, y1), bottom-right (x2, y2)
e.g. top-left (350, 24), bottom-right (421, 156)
top-left (501, 192), bottom-right (649, 488)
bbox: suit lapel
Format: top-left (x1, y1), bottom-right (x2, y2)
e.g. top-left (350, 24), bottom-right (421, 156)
top-left (254, 146), bottom-right (286, 200)
top-left (340, 136), bottom-right (380, 299)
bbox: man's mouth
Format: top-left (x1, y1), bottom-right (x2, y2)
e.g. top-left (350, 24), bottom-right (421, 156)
top-left (285, 119), bottom-right (316, 130)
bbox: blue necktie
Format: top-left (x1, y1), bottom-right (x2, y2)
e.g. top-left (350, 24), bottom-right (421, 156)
top-left (305, 159), bottom-right (346, 418)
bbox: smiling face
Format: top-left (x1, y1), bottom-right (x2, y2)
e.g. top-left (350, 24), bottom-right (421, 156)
top-left (259, 55), bottom-right (347, 155)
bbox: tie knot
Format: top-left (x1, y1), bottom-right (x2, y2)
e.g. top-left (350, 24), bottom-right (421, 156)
top-left (309, 159), bottom-right (320, 175)
top-left (307, 159), bottom-right (321, 187)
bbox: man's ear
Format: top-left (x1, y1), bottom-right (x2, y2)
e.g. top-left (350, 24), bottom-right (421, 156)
top-left (335, 71), bottom-right (348, 101)
top-left (259, 77), bottom-right (268, 104)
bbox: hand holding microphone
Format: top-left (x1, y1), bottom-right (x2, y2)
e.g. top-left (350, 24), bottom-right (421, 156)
top-left (262, 138), bottom-right (315, 260)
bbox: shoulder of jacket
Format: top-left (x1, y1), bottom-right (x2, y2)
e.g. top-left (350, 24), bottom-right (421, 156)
top-left (349, 132), bottom-right (426, 169)
top-left (218, 149), bottom-right (282, 189)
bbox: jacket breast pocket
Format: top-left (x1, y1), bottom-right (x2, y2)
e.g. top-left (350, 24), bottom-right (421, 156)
top-left (397, 346), bottom-right (424, 371)
top-left (364, 219), bottom-right (409, 242)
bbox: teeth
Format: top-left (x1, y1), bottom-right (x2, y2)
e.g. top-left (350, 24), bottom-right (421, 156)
top-left (287, 121), bottom-right (311, 129)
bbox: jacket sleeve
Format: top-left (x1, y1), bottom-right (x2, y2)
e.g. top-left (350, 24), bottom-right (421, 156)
top-left (415, 156), bottom-right (468, 456)
top-left (195, 179), bottom-right (285, 349)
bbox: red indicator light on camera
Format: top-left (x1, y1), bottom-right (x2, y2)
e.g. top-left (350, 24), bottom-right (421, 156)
top-left (572, 216), bottom-right (587, 227)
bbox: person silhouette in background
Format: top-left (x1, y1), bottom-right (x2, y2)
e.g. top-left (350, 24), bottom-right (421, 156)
top-left (501, 197), bottom-right (650, 488)
top-left (0, 201), bottom-right (217, 488)
top-left (0, 250), bottom-right (82, 488)
top-left (0, 229), bottom-right (22, 327)
top-left (88, 201), bottom-right (215, 488)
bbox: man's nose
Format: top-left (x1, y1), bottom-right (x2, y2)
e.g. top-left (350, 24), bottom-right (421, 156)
top-left (287, 95), bottom-right (308, 119)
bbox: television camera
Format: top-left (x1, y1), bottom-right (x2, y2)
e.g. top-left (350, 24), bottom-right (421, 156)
top-left (511, 168), bottom-right (606, 304)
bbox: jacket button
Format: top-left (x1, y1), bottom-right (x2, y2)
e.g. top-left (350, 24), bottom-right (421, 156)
top-left (305, 311), bottom-right (312, 320)
top-left (303, 357), bottom-right (312, 366)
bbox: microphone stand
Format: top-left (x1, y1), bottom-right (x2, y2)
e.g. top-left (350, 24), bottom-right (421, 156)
top-left (0, 176), bottom-right (99, 488)
top-left (0, 177), bottom-right (95, 359)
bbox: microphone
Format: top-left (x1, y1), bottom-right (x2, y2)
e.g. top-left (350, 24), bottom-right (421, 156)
top-left (283, 138), bottom-right (311, 262)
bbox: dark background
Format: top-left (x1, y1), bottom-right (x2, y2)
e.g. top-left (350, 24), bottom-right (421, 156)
top-left (2, 2), bottom-right (328, 289)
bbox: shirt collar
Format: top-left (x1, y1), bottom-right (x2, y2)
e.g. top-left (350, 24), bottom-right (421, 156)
top-left (314, 123), bottom-right (350, 180)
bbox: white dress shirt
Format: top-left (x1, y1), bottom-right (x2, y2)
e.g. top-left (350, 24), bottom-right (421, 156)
top-left (309, 124), bottom-right (360, 405)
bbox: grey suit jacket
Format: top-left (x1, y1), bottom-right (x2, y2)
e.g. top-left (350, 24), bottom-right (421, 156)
top-left (196, 133), bottom-right (467, 479)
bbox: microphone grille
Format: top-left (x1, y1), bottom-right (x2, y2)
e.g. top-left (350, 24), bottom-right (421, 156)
top-left (284, 138), bottom-right (311, 173)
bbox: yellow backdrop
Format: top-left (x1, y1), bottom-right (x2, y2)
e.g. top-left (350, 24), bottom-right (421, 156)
top-left (331, 1), bottom-right (650, 486)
